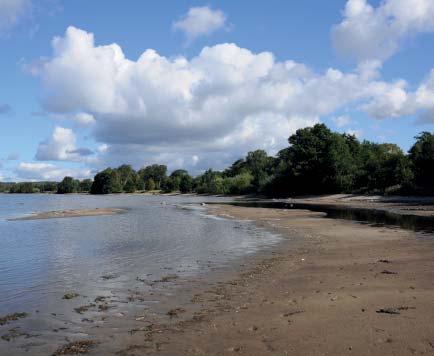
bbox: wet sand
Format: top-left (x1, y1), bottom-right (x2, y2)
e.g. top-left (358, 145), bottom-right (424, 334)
top-left (8, 208), bottom-right (125, 221)
top-left (114, 204), bottom-right (434, 356)
top-left (288, 194), bottom-right (434, 217)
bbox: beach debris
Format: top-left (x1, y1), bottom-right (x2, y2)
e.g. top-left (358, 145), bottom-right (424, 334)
top-left (378, 259), bottom-right (391, 263)
top-left (381, 270), bottom-right (398, 275)
top-left (53, 340), bottom-right (96, 355)
top-left (127, 291), bottom-right (147, 302)
top-left (101, 274), bottom-right (117, 280)
top-left (98, 303), bottom-right (111, 312)
top-left (1, 327), bottom-right (27, 341)
top-left (227, 346), bottom-right (242, 352)
top-left (62, 293), bottom-right (79, 300)
top-left (376, 308), bottom-right (400, 315)
top-left (74, 304), bottom-right (95, 314)
top-left (167, 308), bottom-right (185, 318)
top-left (94, 296), bottom-right (107, 303)
top-left (0, 312), bottom-right (28, 326)
top-left (136, 276), bottom-right (149, 283)
top-left (282, 310), bottom-right (304, 317)
top-left (376, 306), bottom-right (415, 315)
top-left (81, 318), bottom-right (94, 323)
top-left (155, 274), bottom-right (179, 283)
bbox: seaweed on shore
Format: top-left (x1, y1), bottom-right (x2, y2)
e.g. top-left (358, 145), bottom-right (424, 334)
top-left (167, 308), bottom-right (185, 318)
top-left (154, 274), bottom-right (179, 283)
top-left (0, 312), bottom-right (28, 326)
top-left (53, 340), bottom-right (97, 355)
top-left (74, 304), bottom-right (95, 314)
top-left (376, 306), bottom-right (415, 315)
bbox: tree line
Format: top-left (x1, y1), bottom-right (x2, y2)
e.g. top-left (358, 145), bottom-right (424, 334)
top-left (2, 124), bottom-right (434, 196)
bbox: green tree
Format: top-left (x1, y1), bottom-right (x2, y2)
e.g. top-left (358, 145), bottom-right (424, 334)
top-left (409, 132), bottom-right (434, 192)
top-left (245, 150), bottom-right (274, 190)
top-left (355, 142), bottom-right (412, 193)
top-left (224, 159), bottom-right (247, 177)
top-left (57, 176), bottom-right (79, 194)
top-left (179, 174), bottom-right (194, 193)
top-left (282, 124), bottom-right (355, 194)
top-left (116, 164), bottom-right (139, 191)
top-left (195, 170), bottom-right (227, 194)
top-left (10, 182), bottom-right (35, 193)
top-left (227, 172), bottom-right (253, 194)
top-left (145, 178), bottom-right (156, 191)
top-left (124, 177), bottom-right (138, 193)
top-left (168, 170), bottom-right (192, 192)
top-left (90, 168), bottom-right (123, 194)
top-left (79, 179), bottom-right (93, 193)
top-left (138, 164), bottom-right (167, 190)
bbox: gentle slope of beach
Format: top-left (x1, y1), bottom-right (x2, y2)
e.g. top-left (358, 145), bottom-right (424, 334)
top-left (115, 204), bottom-right (434, 355)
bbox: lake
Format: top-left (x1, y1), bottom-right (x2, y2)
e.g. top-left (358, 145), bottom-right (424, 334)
top-left (0, 194), bottom-right (281, 354)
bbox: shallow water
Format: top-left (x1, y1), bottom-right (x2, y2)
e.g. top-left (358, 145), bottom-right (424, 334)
top-left (0, 194), bottom-right (281, 354)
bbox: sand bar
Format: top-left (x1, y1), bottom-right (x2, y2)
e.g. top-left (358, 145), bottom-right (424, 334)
top-left (8, 208), bottom-right (125, 221)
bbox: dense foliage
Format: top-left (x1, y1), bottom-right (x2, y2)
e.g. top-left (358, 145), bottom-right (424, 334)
top-left (1, 125), bottom-right (433, 196)
top-left (0, 181), bottom-right (57, 193)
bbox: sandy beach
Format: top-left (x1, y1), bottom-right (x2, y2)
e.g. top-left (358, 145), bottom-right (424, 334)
top-left (113, 202), bottom-right (434, 356)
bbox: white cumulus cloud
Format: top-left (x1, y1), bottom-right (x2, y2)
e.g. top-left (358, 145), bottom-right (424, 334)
top-left (35, 126), bottom-right (93, 161)
top-left (173, 6), bottom-right (227, 42)
top-left (332, 0), bottom-right (434, 62)
top-left (73, 112), bottom-right (96, 126)
top-left (30, 26), bottom-right (434, 174)
top-left (363, 69), bottom-right (434, 121)
top-left (15, 162), bottom-right (91, 181)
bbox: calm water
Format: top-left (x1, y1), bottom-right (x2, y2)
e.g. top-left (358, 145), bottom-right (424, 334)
top-left (0, 194), bottom-right (281, 317)
top-left (228, 201), bottom-right (434, 234)
top-left (2, 195), bottom-right (434, 354)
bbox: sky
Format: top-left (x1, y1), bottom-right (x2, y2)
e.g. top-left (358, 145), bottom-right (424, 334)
top-left (0, 0), bottom-right (434, 181)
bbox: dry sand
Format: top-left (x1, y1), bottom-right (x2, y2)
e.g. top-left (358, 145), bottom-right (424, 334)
top-left (114, 204), bottom-right (434, 356)
top-left (8, 208), bottom-right (125, 221)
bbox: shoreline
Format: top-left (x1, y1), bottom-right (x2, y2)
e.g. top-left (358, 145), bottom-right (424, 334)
top-left (2, 199), bottom-right (434, 355)
top-left (113, 203), bottom-right (434, 355)
top-left (286, 194), bottom-right (434, 218)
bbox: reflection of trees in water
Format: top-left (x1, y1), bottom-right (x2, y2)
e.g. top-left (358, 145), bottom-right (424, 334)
top-left (231, 202), bottom-right (434, 234)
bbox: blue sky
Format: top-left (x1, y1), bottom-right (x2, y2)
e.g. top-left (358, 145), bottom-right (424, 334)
top-left (0, 0), bottom-right (434, 181)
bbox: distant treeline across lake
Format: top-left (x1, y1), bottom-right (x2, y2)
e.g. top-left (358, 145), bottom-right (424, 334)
top-left (2, 124), bottom-right (434, 197)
